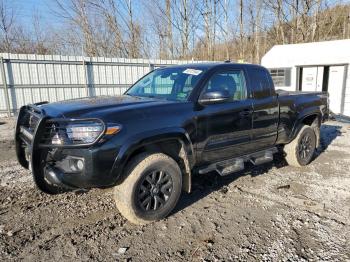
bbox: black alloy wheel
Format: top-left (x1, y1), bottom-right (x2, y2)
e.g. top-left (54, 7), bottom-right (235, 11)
top-left (113, 153), bottom-right (182, 224)
top-left (284, 125), bottom-right (317, 167)
top-left (298, 133), bottom-right (314, 161)
top-left (137, 170), bottom-right (173, 211)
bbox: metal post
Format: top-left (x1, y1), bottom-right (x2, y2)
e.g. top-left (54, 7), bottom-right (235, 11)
top-left (149, 63), bottom-right (154, 71)
top-left (83, 59), bottom-right (89, 97)
top-left (0, 57), bottom-right (11, 117)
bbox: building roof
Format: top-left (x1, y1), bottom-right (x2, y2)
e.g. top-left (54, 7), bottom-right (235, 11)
top-left (261, 39), bottom-right (350, 68)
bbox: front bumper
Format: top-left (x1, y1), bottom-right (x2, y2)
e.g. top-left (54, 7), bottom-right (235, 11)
top-left (15, 104), bottom-right (119, 191)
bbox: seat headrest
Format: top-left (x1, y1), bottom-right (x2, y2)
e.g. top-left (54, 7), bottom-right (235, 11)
top-left (210, 74), bottom-right (236, 95)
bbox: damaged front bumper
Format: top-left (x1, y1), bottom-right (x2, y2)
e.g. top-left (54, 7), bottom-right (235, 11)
top-left (15, 103), bottom-right (119, 193)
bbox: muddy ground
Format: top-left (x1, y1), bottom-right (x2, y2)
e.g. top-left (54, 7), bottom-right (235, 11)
top-left (0, 118), bottom-right (349, 261)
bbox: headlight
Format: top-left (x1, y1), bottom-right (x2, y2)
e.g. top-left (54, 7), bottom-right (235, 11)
top-left (50, 119), bottom-right (105, 146)
top-left (66, 122), bottom-right (104, 144)
top-left (47, 119), bottom-right (122, 146)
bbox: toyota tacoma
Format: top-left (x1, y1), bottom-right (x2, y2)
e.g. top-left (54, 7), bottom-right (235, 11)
top-left (15, 62), bottom-right (328, 224)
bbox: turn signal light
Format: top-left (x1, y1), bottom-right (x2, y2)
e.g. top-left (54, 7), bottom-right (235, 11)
top-left (105, 125), bottom-right (122, 135)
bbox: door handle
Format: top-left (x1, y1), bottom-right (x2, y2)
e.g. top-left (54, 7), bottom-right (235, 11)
top-left (239, 109), bottom-right (252, 117)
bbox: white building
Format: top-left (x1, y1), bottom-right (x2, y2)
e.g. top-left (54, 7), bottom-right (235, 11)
top-left (261, 39), bottom-right (350, 116)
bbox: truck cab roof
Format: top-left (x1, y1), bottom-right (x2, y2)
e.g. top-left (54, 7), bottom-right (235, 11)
top-left (163, 62), bottom-right (266, 71)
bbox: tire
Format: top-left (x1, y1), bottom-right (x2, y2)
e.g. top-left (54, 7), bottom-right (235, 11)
top-left (284, 125), bottom-right (317, 167)
top-left (113, 153), bottom-right (182, 225)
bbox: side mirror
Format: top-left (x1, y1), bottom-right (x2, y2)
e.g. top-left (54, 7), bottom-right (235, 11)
top-left (198, 90), bottom-right (231, 105)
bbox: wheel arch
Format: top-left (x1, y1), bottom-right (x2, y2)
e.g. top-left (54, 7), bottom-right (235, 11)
top-left (111, 128), bottom-right (195, 193)
top-left (289, 109), bottom-right (321, 147)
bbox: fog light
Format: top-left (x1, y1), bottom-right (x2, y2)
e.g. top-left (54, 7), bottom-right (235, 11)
top-left (76, 159), bottom-right (84, 170)
top-left (69, 158), bottom-right (84, 172)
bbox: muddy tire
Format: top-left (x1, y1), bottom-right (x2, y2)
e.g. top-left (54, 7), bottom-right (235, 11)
top-left (113, 153), bottom-right (182, 225)
top-left (284, 125), bottom-right (317, 167)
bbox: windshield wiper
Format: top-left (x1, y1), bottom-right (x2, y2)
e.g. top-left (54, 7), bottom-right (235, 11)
top-left (125, 93), bottom-right (143, 99)
top-left (126, 94), bottom-right (163, 99)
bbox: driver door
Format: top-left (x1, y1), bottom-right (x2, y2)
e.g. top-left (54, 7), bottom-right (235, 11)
top-left (195, 70), bottom-right (254, 164)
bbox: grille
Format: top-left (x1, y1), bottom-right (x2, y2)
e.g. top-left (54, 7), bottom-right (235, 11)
top-left (28, 113), bottom-right (39, 131)
top-left (20, 110), bottom-right (40, 131)
top-left (17, 105), bottom-right (104, 148)
top-left (41, 122), bottom-right (69, 145)
top-left (17, 105), bottom-right (44, 145)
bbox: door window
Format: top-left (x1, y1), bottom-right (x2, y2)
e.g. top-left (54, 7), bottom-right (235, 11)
top-left (203, 71), bottom-right (247, 101)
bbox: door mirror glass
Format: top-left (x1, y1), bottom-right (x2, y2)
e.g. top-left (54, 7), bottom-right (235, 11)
top-left (198, 90), bottom-right (231, 105)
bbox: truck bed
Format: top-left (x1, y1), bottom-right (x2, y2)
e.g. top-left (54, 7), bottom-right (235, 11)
top-left (276, 89), bottom-right (327, 97)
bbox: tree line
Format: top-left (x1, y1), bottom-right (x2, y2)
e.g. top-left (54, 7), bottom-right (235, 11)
top-left (0, 0), bottom-right (349, 63)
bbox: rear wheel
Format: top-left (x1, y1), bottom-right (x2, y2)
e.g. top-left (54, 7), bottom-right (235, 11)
top-left (113, 153), bottom-right (182, 224)
top-left (284, 125), bottom-right (317, 167)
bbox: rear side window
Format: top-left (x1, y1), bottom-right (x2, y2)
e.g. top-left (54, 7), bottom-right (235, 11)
top-left (251, 68), bottom-right (273, 99)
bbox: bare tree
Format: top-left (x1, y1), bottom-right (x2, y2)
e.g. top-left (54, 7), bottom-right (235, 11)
top-left (53, 0), bottom-right (98, 56)
top-left (0, 0), bottom-right (347, 62)
top-left (239, 0), bottom-right (244, 59)
top-left (170, 0), bottom-right (200, 58)
top-left (123, 0), bottom-right (140, 58)
top-left (201, 0), bottom-right (219, 60)
top-left (165, 0), bottom-right (174, 57)
top-left (0, 0), bottom-right (15, 52)
top-left (96, 0), bottom-right (128, 57)
top-left (222, 0), bottom-right (230, 60)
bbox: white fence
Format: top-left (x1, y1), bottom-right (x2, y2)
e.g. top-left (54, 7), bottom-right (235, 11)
top-left (0, 53), bottom-right (204, 116)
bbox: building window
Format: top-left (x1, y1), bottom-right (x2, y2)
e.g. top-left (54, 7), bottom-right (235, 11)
top-left (269, 68), bottom-right (291, 87)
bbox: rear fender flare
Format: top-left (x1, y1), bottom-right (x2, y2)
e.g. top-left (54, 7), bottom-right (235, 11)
top-left (289, 108), bottom-right (321, 144)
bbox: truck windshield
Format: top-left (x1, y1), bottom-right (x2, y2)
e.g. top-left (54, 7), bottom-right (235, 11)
top-left (126, 67), bottom-right (206, 101)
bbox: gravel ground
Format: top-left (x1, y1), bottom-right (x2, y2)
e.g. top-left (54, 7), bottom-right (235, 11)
top-left (0, 118), bottom-right (350, 261)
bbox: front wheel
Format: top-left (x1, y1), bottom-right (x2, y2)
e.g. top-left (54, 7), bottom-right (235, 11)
top-left (113, 153), bottom-right (182, 225)
top-left (284, 125), bottom-right (317, 167)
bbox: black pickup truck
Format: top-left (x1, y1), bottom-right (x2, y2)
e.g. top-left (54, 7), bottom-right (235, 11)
top-left (15, 62), bottom-right (328, 224)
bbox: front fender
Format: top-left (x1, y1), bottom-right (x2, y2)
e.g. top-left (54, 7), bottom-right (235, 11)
top-left (109, 127), bottom-right (195, 184)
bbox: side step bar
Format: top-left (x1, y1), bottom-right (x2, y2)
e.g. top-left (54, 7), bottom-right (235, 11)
top-left (198, 147), bottom-right (278, 176)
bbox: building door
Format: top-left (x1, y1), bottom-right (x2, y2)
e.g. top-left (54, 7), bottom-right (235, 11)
top-left (301, 66), bottom-right (324, 91)
top-left (299, 65), bottom-right (346, 115)
top-left (328, 65), bottom-right (346, 114)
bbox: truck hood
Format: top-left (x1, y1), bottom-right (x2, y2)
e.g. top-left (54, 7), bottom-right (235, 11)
top-left (39, 95), bottom-right (172, 118)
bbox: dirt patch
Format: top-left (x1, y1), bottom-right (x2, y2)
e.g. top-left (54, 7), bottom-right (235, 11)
top-left (0, 121), bottom-right (350, 261)
top-left (0, 118), bottom-right (15, 142)
top-left (0, 140), bottom-right (15, 162)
